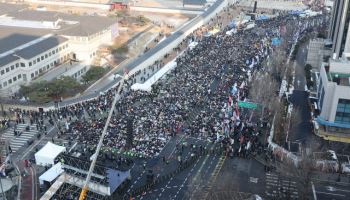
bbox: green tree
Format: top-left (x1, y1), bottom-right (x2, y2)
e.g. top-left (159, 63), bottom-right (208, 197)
top-left (81, 66), bottom-right (106, 84)
top-left (19, 76), bottom-right (81, 103)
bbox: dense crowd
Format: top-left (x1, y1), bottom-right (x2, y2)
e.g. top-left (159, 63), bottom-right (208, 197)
top-left (4, 11), bottom-right (327, 160)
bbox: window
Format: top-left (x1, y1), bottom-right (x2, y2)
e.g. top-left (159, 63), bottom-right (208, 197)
top-left (335, 99), bottom-right (350, 124)
top-left (0, 83), bottom-right (2, 89)
top-left (41, 56), bottom-right (44, 61)
top-left (6, 68), bottom-right (9, 72)
top-left (59, 47), bottom-right (62, 51)
top-left (49, 52), bottom-right (52, 56)
top-left (66, 44), bottom-right (68, 48)
top-left (20, 63), bottom-right (25, 67)
top-left (29, 62), bottom-right (32, 67)
top-left (10, 65), bottom-right (14, 70)
top-left (8, 79), bottom-right (12, 84)
top-left (33, 60), bottom-right (36, 64)
top-left (45, 54), bottom-right (48, 58)
top-left (50, 63), bottom-right (53, 67)
top-left (18, 74), bottom-right (21, 79)
top-left (1, 70), bottom-right (4, 75)
top-left (31, 73), bottom-right (34, 78)
top-left (23, 74), bottom-right (27, 81)
top-left (47, 65), bottom-right (49, 70)
top-left (3, 82), bottom-right (7, 87)
top-left (37, 58), bottom-right (40, 62)
top-left (35, 71), bottom-right (38, 75)
top-left (39, 69), bottom-right (42, 73)
top-left (13, 77), bottom-right (17, 82)
top-left (55, 49), bottom-right (58, 53)
top-left (52, 50), bottom-right (55, 55)
top-left (16, 63), bottom-right (19, 68)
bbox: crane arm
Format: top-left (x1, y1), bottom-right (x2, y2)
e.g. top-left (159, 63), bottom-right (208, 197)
top-left (79, 80), bottom-right (124, 200)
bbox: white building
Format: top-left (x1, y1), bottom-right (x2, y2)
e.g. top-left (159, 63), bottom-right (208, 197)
top-left (317, 59), bottom-right (350, 136)
top-left (0, 35), bottom-right (70, 96)
top-left (0, 4), bottom-right (118, 97)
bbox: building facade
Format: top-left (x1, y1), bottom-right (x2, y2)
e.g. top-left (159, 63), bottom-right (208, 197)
top-left (0, 35), bottom-right (70, 96)
top-left (317, 59), bottom-right (350, 140)
top-left (328, 0), bottom-right (350, 59)
top-left (0, 6), bottom-right (118, 97)
top-left (307, 38), bottom-right (328, 70)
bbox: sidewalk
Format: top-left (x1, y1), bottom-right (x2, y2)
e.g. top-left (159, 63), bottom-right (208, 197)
top-left (16, 160), bottom-right (34, 200)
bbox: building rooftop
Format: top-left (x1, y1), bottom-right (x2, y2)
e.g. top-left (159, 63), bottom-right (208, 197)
top-left (0, 28), bottom-right (51, 54)
top-left (9, 10), bottom-right (61, 21)
top-left (325, 59), bottom-right (350, 86)
top-left (16, 36), bottom-right (68, 59)
top-left (4, 9), bottom-right (117, 36)
top-left (0, 3), bottom-right (27, 16)
top-left (0, 36), bottom-right (67, 67)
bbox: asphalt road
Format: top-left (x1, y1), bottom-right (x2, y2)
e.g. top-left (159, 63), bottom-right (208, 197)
top-left (288, 40), bottom-right (320, 150)
top-left (313, 181), bottom-right (350, 200)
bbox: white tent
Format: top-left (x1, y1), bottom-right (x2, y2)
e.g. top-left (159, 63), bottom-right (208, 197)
top-left (35, 142), bottom-right (66, 166)
top-left (131, 58), bottom-right (177, 92)
top-left (39, 162), bottom-right (64, 185)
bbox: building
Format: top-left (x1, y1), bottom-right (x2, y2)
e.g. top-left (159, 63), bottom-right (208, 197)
top-left (328, 0), bottom-right (350, 59)
top-left (0, 3), bottom-right (118, 96)
top-left (316, 59), bottom-right (350, 142)
top-left (313, 0), bottom-right (350, 142)
top-left (306, 38), bottom-right (331, 70)
top-left (0, 34), bottom-right (70, 96)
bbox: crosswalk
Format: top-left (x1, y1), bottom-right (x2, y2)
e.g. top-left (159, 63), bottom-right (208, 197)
top-left (1, 124), bottom-right (39, 154)
top-left (265, 172), bottom-right (299, 199)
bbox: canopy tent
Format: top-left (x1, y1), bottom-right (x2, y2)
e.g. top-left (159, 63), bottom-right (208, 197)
top-left (39, 162), bottom-right (64, 185)
top-left (131, 58), bottom-right (177, 92)
top-left (35, 142), bottom-right (66, 166)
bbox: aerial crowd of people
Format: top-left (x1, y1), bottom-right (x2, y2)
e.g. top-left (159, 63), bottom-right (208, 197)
top-left (3, 7), bottom-right (327, 164)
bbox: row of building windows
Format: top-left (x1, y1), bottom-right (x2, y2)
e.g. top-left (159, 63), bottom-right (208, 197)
top-left (0, 74), bottom-right (25, 89)
top-left (28, 43), bottom-right (69, 67)
top-left (0, 63), bottom-right (25, 76)
top-left (72, 67), bottom-right (87, 79)
top-left (0, 44), bottom-right (69, 77)
top-left (335, 99), bottom-right (350, 124)
top-left (0, 55), bottom-right (70, 90)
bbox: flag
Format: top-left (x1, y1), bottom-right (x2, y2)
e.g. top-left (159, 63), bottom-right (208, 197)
top-left (228, 96), bottom-right (233, 107)
top-left (235, 102), bottom-right (240, 118)
top-left (0, 164), bottom-right (5, 177)
top-left (231, 84), bottom-right (238, 96)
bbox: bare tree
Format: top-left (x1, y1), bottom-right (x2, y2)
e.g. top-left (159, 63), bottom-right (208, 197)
top-left (277, 153), bottom-right (316, 200)
top-left (249, 72), bottom-right (279, 119)
top-left (273, 101), bottom-right (286, 145)
top-left (267, 50), bottom-right (288, 82)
